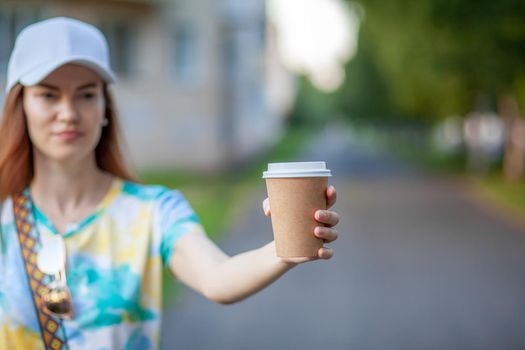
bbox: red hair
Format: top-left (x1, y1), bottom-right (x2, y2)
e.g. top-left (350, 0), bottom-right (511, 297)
top-left (0, 83), bottom-right (137, 201)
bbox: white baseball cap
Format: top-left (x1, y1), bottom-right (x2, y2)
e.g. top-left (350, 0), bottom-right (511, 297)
top-left (6, 17), bottom-right (116, 93)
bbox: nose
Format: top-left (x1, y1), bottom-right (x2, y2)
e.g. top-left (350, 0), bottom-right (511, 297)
top-left (56, 97), bottom-right (79, 124)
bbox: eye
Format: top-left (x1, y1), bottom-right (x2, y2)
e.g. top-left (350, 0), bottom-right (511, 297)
top-left (40, 92), bottom-right (58, 100)
top-left (80, 92), bottom-right (98, 100)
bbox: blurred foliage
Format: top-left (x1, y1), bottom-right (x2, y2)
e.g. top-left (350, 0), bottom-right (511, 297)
top-left (472, 175), bottom-right (525, 218)
top-left (289, 75), bottom-right (339, 126)
top-left (340, 0), bottom-right (525, 121)
top-left (336, 25), bottom-right (395, 123)
top-left (374, 126), bottom-right (468, 173)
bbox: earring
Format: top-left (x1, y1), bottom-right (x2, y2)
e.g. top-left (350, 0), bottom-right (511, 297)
top-left (102, 118), bottom-right (109, 127)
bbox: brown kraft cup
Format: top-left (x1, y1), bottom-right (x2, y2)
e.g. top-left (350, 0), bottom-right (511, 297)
top-left (263, 162), bottom-right (332, 258)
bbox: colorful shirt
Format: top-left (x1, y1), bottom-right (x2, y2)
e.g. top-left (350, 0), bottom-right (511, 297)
top-left (0, 179), bottom-right (204, 349)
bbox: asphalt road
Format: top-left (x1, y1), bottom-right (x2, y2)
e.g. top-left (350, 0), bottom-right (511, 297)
top-left (162, 124), bottom-right (525, 350)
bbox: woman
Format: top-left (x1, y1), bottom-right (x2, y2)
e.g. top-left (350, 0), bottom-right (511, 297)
top-left (0, 17), bottom-right (339, 349)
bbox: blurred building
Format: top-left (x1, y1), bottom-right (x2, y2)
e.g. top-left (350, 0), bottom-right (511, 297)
top-left (0, 0), bottom-right (294, 172)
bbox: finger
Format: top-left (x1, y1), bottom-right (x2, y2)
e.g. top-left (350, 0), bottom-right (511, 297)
top-left (262, 198), bottom-right (271, 216)
top-left (314, 227), bottom-right (338, 243)
top-left (315, 210), bottom-right (340, 227)
top-left (317, 247), bottom-right (334, 260)
top-left (326, 185), bottom-right (337, 209)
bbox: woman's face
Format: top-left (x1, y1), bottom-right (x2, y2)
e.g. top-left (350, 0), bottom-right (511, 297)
top-left (23, 64), bottom-right (106, 164)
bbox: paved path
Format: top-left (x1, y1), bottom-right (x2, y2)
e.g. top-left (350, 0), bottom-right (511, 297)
top-left (162, 124), bottom-right (525, 350)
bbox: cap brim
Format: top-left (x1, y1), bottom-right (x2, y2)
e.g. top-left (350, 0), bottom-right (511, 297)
top-left (18, 56), bottom-right (117, 87)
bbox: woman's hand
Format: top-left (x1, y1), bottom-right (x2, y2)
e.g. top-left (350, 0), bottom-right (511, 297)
top-left (263, 185), bottom-right (340, 264)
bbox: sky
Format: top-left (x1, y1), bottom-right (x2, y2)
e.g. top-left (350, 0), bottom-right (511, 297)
top-left (267, 0), bottom-right (359, 92)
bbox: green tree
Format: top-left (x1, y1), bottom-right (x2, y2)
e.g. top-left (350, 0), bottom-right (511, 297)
top-left (340, 0), bottom-right (525, 179)
top-left (342, 0), bottom-right (525, 118)
top-left (337, 24), bottom-right (394, 122)
top-left (289, 75), bottom-right (338, 127)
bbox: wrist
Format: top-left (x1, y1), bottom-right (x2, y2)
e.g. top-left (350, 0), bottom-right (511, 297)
top-left (278, 258), bottom-right (299, 269)
top-left (263, 241), bottom-right (299, 269)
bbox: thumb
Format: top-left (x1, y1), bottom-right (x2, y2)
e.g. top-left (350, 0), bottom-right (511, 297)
top-left (262, 198), bottom-right (271, 216)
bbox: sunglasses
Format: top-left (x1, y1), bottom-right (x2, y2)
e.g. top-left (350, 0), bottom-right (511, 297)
top-left (37, 235), bottom-right (74, 319)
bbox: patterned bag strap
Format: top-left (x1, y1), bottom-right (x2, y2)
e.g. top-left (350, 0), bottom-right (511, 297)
top-left (12, 192), bottom-right (68, 350)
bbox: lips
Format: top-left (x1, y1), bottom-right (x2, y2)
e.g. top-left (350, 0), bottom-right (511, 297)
top-left (54, 130), bottom-right (83, 141)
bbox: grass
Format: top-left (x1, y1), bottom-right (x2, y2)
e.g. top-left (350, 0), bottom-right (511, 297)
top-left (470, 175), bottom-right (525, 220)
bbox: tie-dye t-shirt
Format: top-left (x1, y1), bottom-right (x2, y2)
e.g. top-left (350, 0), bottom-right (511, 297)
top-left (0, 179), bottom-right (204, 349)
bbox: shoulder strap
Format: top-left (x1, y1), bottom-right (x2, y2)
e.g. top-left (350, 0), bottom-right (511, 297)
top-left (12, 193), bottom-right (68, 350)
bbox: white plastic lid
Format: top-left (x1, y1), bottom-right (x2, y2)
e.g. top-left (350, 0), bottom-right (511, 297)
top-left (262, 161), bottom-right (332, 178)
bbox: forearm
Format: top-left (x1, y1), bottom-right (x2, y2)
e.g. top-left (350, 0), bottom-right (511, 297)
top-left (201, 241), bottom-right (296, 304)
top-left (171, 187), bottom-right (339, 305)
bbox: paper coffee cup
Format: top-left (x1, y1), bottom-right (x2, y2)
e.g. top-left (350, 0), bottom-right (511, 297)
top-left (263, 162), bottom-right (332, 257)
